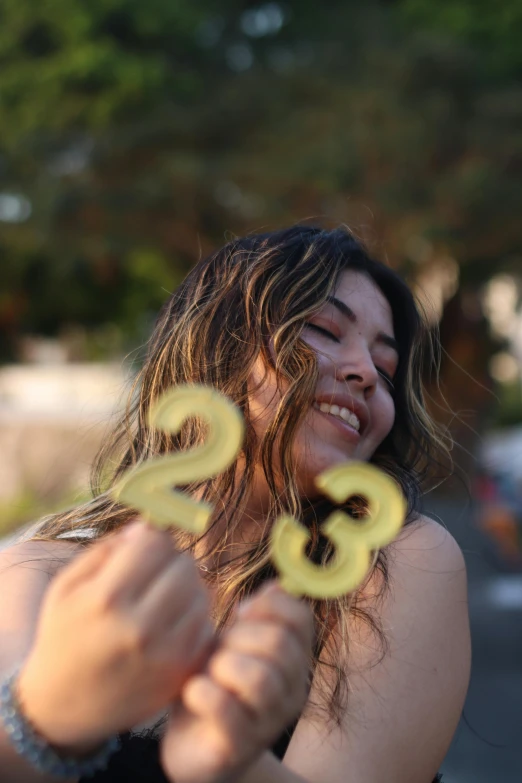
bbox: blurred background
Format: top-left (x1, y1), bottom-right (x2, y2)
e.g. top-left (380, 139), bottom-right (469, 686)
top-left (0, 1), bottom-right (521, 780)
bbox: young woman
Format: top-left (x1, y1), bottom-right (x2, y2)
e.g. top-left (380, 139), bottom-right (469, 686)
top-left (0, 226), bottom-right (471, 783)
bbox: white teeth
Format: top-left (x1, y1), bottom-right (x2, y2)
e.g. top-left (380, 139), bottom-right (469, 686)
top-left (314, 402), bottom-right (361, 431)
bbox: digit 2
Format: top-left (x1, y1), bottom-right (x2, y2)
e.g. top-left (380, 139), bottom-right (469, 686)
top-left (112, 385), bottom-right (245, 534)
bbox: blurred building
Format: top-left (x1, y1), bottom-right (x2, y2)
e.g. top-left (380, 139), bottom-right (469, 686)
top-left (0, 356), bottom-right (127, 528)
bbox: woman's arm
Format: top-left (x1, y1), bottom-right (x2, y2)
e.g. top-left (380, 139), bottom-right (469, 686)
top-left (239, 518), bottom-right (471, 783)
top-left (0, 539), bottom-right (83, 668)
top-left (160, 583), bottom-right (314, 783)
top-left (0, 524), bottom-right (215, 783)
top-left (0, 539), bottom-right (81, 782)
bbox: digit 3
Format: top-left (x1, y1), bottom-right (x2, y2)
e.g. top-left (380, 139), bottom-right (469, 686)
top-left (270, 462), bottom-right (406, 599)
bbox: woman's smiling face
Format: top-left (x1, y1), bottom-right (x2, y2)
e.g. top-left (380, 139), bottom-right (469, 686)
top-left (249, 269), bottom-right (399, 498)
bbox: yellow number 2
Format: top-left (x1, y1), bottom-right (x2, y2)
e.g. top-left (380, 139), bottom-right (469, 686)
top-left (270, 462), bottom-right (406, 599)
top-left (112, 386), bottom-right (406, 600)
top-left (112, 385), bottom-right (244, 534)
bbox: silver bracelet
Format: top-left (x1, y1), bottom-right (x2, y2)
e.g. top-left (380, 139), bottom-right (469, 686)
top-left (0, 670), bottom-right (121, 778)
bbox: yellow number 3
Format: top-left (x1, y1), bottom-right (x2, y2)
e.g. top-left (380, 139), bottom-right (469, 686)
top-left (112, 385), bottom-right (406, 599)
top-left (270, 463), bottom-right (406, 598)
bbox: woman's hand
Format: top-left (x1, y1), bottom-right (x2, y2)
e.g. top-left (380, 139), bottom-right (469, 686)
top-left (16, 521), bottom-right (214, 755)
top-left (160, 582), bottom-right (314, 783)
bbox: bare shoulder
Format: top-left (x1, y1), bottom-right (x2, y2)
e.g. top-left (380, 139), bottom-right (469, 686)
top-left (359, 513), bottom-right (469, 673)
top-left (0, 538), bottom-right (82, 579)
top-left (349, 513), bottom-right (468, 645)
top-left (388, 513), bottom-right (467, 587)
top-left (283, 514), bottom-right (471, 783)
top-left (394, 511), bottom-right (465, 558)
top-left (0, 538), bottom-right (84, 673)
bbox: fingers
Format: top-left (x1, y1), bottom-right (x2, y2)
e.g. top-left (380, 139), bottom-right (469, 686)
top-left (153, 593), bottom-right (216, 671)
top-left (200, 585), bottom-right (313, 722)
top-left (179, 675), bottom-right (254, 772)
top-left (235, 581), bottom-right (315, 652)
top-left (215, 620), bottom-right (308, 693)
top-left (94, 521), bottom-right (182, 604)
top-left (135, 555), bottom-right (209, 630)
top-left (182, 674), bottom-right (252, 728)
top-left (54, 533), bottom-right (121, 591)
top-left (160, 583), bottom-right (313, 783)
top-left (55, 520), bottom-right (215, 682)
top-left (208, 649), bottom-right (289, 717)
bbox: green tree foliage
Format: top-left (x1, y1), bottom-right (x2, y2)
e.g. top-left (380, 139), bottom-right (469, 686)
top-left (0, 0), bottom-right (520, 360)
top-left (0, 0), bottom-right (206, 143)
top-left (398, 0), bottom-right (522, 80)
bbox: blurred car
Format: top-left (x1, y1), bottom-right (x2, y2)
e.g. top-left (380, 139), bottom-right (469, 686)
top-left (474, 426), bottom-right (522, 572)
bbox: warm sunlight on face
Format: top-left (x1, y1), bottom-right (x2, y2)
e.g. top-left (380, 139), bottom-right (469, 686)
top-left (249, 270), bottom-right (398, 498)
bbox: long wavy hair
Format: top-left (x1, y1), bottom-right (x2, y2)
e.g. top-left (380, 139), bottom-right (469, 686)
top-left (34, 225), bottom-right (451, 725)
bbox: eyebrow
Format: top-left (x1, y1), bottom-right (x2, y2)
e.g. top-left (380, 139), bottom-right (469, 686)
top-left (326, 295), bottom-right (400, 355)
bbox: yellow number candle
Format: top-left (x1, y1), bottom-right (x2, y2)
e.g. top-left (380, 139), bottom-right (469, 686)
top-left (270, 462), bottom-right (406, 599)
top-left (112, 385), bottom-right (244, 534)
top-left (113, 386), bottom-right (406, 600)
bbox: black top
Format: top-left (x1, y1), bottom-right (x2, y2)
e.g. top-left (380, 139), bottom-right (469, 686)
top-left (81, 723), bottom-right (443, 782)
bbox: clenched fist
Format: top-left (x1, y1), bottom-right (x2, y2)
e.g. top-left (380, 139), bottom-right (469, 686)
top-left (17, 521), bottom-right (214, 755)
top-left (160, 582), bottom-right (314, 783)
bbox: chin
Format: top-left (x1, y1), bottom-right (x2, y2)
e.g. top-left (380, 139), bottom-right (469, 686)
top-left (296, 451), bottom-right (359, 498)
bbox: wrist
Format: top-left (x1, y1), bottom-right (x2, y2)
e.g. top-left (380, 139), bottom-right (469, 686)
top-left (16, 664), bottom-right (102, 755)
top-left (1, 668), bottom-right (120, 778)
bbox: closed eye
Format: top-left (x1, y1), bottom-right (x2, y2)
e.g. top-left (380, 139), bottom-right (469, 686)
top-left (305, 323), bottom-right (395, 390)
top-left (303, 323), bottom-right (340, 342)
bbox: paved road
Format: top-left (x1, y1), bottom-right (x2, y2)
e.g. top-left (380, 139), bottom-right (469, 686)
top-left (427, 497), bottom-right (522, 783)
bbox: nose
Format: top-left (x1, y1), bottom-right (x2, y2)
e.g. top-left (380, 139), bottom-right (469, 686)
top-left (335, 345), bottom-right (379, 398)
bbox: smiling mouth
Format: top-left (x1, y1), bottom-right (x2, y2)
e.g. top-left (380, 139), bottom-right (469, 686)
top-left (313, 401), bottom-right (361, 432)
